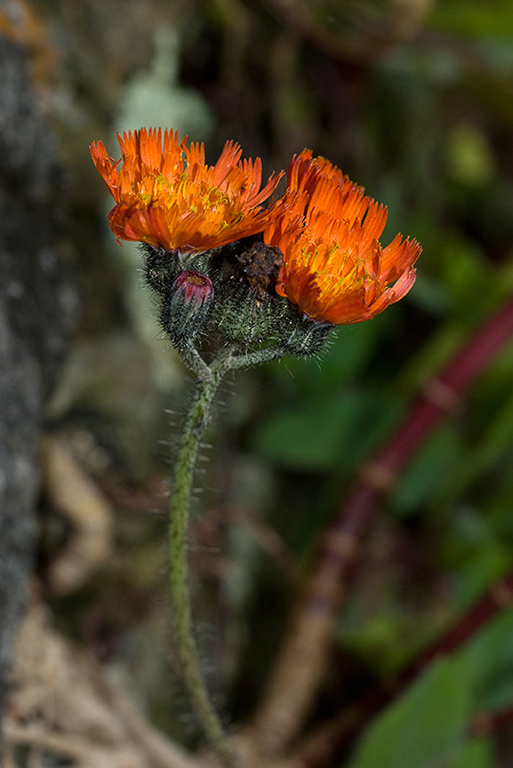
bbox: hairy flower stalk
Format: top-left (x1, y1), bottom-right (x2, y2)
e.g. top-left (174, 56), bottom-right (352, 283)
top-left (168, 346), bottom-right (237, 767)
top-left (90, 128), bottom-right (421, 768)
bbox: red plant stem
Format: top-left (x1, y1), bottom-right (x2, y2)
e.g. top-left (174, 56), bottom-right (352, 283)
top-left (412, 570), bottom-right (513, 670)
top-left (249, 298), bottom-right (513, 759)
top-left (326, 297), bottom-right (513, 599)
top-left (285, 566), bottom-right (513, 768)
top-left (472, 704), bottom-right (513, 737)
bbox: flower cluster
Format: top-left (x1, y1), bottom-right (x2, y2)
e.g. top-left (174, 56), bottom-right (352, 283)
top-left (91, 129), bottom-right (421, 342)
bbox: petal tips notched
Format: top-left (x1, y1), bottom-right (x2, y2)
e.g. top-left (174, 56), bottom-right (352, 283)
top-left (90, 128), bottom-right (283, 254)
top-left (264, 152), bottom-right (422, 325)
top-left (90, 130), bottom-right (421, 330)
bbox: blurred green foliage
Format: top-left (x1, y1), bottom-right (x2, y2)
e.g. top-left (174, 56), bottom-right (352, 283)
top-left (240, 0), bottom-right (513, 761)
top-left (349, 610), bottom-right (513, 768)
top-left (43, 0), bottom-right (513, 762)
top-left (349, 658), bottom-right (474, 768)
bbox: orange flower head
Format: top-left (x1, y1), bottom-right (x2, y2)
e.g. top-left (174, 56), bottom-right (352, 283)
top-left (90, 128), bottom-right (283, 254)
top-left (264, 150), bottom-right (422, 324)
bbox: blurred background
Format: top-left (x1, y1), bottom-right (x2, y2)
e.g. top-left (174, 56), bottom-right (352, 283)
top-left (3, 0), bottom-right (513, 766)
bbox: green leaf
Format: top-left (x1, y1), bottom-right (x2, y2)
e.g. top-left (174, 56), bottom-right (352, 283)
top-left (461, 609), bottom-right (513, 714)
top-left (270, 320), bottom-right (382, 394)
top-left (429, 0), bottom-right (513, 37)
top-left (435, 389), bottom-right (513, 510)
top-left (440, 236), bottom-right (494, 313)
top-left (347, 659), bottom-right (472, 768)
top-left (251, 390), bottom-right (368, 470)
top-left (251, 389), bottom-right (402, 471)
top-left (448, 738), bottom-right (495, 768)
top-left (391, 425), bottom-right (463, 516)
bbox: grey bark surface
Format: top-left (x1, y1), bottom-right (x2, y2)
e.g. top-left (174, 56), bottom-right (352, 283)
top-left (0, 32), bottom-right (76, 726)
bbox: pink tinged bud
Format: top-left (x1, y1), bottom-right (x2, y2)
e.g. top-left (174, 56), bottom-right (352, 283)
top-left (172, 271), bottom-right (214, 308)
top-left (160, 269), bottom-right (215, 347)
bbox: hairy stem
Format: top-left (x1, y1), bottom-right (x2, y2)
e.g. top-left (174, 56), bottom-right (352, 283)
top-left (169, 342), bottom-right (287, 767)
top-left (169, 348), bottom-right (239, 768)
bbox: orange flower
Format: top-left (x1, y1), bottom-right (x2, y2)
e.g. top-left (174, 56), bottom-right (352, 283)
top-left (264, 150), bottom-right (421, 324)
top-left (90, 129), bottom-right (283, 254)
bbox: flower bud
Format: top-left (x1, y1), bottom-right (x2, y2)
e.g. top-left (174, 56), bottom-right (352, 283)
top-left (173, 270), bottom-right (214, 306)
top-left (282, 317), bottom-right (333, 356)
top-left (160, 270), bottom-right (214, 346)
top-left (143, 245), bottom-right (181, 296)
top-left (213, 280), bottom-right (332, 355)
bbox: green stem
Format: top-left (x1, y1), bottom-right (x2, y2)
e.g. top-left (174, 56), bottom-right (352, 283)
top-left (229, 346), bottom-right (287, 369)
top-left (169, 348), bottom-right (239, 768)
top-left (169, 343), bottom-right (286, 767)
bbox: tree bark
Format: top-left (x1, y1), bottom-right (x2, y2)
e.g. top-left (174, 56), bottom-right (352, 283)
top-left (0, 31), bottom-right (76, 726)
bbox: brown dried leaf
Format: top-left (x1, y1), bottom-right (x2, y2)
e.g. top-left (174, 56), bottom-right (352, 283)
top-left (39, 434), bottom-right (114, 594)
